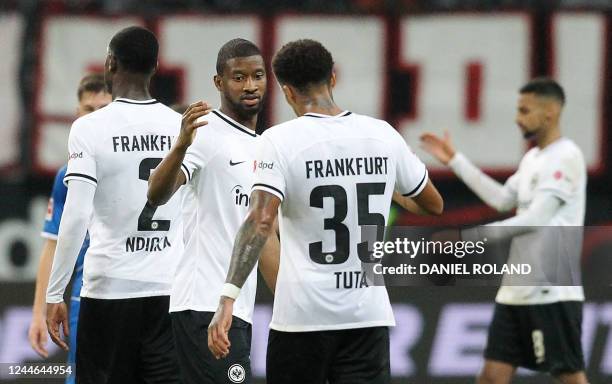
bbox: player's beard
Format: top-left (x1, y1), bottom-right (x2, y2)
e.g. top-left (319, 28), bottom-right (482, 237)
top-left (522, 129), bottom-right (537, 140)
top-left (521, 123), bottom-right (544, 140)
top-left (225, 93), bottom-right (265, 121)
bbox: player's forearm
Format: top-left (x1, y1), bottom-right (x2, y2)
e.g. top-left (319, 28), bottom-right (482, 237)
top-left (226, 211), bottom-right (275, 290)
top-left (404, 180), bottom-right (444, 216)
top-left (147, 145), bottom-right (187, 206)
top-left (448, 153), bottom-right (516, 212)
top-left (393, 191), bottom-right (430, 215)
top-left (47, 182), bottom-right (94, 303)
top-left (32, 239), bottom-right (56, 317)
top-left (258, 232), bottom-right (280, 294)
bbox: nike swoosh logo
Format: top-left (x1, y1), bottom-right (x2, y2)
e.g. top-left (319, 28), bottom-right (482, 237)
top-left (229, 160), bottom-right (246, 166)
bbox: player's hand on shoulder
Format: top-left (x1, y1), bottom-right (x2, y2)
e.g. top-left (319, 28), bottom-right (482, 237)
top-left (45, 302), bottom-right (69, 351)
top-left (28, 314), bottom-right (49, 358)
top-left (207, 297), bottom-right (234, 359)
top-left (420, 130), bottom-right (456, 165)
top-left (177, 101), bottom-right (212, 150)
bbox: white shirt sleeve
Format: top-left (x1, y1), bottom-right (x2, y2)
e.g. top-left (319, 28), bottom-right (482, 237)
top-left (180, 127), bottom-right (219, 184)
top-left (251, 134), bottom-right (286, 201)
top-left (448, 152), bottom-right (518, 212)
top-left (46, 180), bottom-right (96, 303)
top-left (64, 119), bottom-right (97, 186)
top-left (462, 193), bottom-right (562, 242)
top-left (394, 132), bottom-right (428, 197)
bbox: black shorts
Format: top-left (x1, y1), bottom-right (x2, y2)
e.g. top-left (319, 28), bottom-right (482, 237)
top-left (76, 295), bottom-right (179, 384)
top-left (171, 310), bottom-right (252, 384)
top-left (266, 327), bottom-right (390, 384)
top-left (484, 301), bottom-right (585, 376)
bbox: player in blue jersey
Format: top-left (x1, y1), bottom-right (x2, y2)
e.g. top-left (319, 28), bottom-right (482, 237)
top-left (29, 73), bottom-right (110, 384)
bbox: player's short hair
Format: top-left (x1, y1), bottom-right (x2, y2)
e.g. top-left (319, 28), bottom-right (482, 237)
top-left (519, 77), bottom-right (565, 105)
top-left (77, 73), bottom-right (107, 101)
top-left (108, 26), bottom-right (158, 74)
top-left (272, 39), bottom-right (334, 93)
top-left (216, 38), bottom-right (262, 75)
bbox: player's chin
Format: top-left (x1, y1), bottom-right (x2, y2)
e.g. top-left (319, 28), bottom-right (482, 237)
top-left (239, 101), bottom-right (263, 114)
top-left (240, 98), bottom-right (261, 109)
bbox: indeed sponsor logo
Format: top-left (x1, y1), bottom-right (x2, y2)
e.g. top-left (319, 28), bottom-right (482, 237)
top-left (69, 151), bottom-right (83, 160)
top-left (232, 185), bottom-right (250, 207)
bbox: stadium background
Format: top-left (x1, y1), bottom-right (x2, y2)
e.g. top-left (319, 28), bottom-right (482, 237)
top-left (0, 0), bottom-right (611, 382)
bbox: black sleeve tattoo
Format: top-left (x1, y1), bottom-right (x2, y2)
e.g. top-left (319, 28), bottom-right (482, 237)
top-left (226, 218), bottom-right (269, 288)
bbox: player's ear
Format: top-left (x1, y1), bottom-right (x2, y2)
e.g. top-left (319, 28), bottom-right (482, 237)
top-left (330, 72), bottom-right (337, 88)
top-left (152, 60), bottom-right (159, 75)
top-left (107, 54), bottom-right (118, 74)
top-left (213, 74), bottom-right (223, 92)
top-left (543, 101), bottom-right (556, 125)
top-left (281, 84), bottom-right (294, 104)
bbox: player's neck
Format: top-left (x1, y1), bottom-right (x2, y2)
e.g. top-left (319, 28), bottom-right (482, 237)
top-left (111, 74), bottom-right (153, 101)
top-left (219, 106), bottom-right (257, 131)
top-left (536, 126), bottom-right (561, 149)
top-left (295, 94), bottom-right (342, 117)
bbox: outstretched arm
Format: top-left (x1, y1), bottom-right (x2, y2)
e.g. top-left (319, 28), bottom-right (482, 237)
top-left (208, 190), bottom-right (281, 359)
top-left (421, 132), bottom-right (517, 212)
top-left (448, 153), bottom-right (517, 212)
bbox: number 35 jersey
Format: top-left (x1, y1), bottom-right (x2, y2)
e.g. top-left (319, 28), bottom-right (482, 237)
top-left (64, 98), bottom-right (183, 300)
top-left (253, 111), bottom-right (429, 332)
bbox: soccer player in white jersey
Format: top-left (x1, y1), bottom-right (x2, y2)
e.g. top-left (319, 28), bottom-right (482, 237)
top-left (45, 27), bottom-right (183, 383)
top-left (147, 39), bottom-right (280, 384)
top-left (208, 39), bottom-right (443, 383)
top-left (421, 78), bottom-right (588, 384)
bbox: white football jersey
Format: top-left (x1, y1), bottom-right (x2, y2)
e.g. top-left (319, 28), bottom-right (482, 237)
top-left (64, 98), bottom-right (183, 299)
top-left (253, 111), bottom-right (428, 332)
top-left (170, 109), bottom-right (259, 323)
top-left (496, 137), bottom-right (586, 305)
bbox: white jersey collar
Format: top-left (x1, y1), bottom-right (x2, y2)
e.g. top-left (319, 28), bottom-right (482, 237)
top-left (114, 98), bottom-right (159, 105)
top-left (212, 109), bottom-right (257, 137)
top-left (303, 111), bottom-right (352, 119)
top-left (535, 136), bottom-right (568, 156)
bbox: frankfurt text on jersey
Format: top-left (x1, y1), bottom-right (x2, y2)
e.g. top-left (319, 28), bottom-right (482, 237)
top-left (305, 157), bottom-right (389, 179)
top-left (112, 135), bottom-right (175, 152)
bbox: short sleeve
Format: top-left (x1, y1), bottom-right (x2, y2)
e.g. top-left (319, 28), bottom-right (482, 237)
top-left (181, 149), bottom-right (201, 184)
top-left (535, 154), bottom-right (582, 203)
top-left (181, 128), bottom-right (218, 184)
top-left (251, 134), bottom-right (286, 201)
top-left (394, 135), bottom-right (428, 197)
top-left (42, 167), bottom-right (68, 239)
top-left (64, 119), bottom-right (98, 187)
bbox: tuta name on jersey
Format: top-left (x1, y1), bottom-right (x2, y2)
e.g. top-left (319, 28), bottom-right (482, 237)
top-left (112, 135), bottom-right (175, 153)
top-left (125, 236), bottom-right (171, 252)
top-left (305, 156), bottom-right (388, 179)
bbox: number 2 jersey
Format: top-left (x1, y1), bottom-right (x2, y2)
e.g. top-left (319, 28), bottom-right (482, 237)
top-left (63, 98), bottom-right (183, 299)
top-left (253, 111), bottom-right (429, 332)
